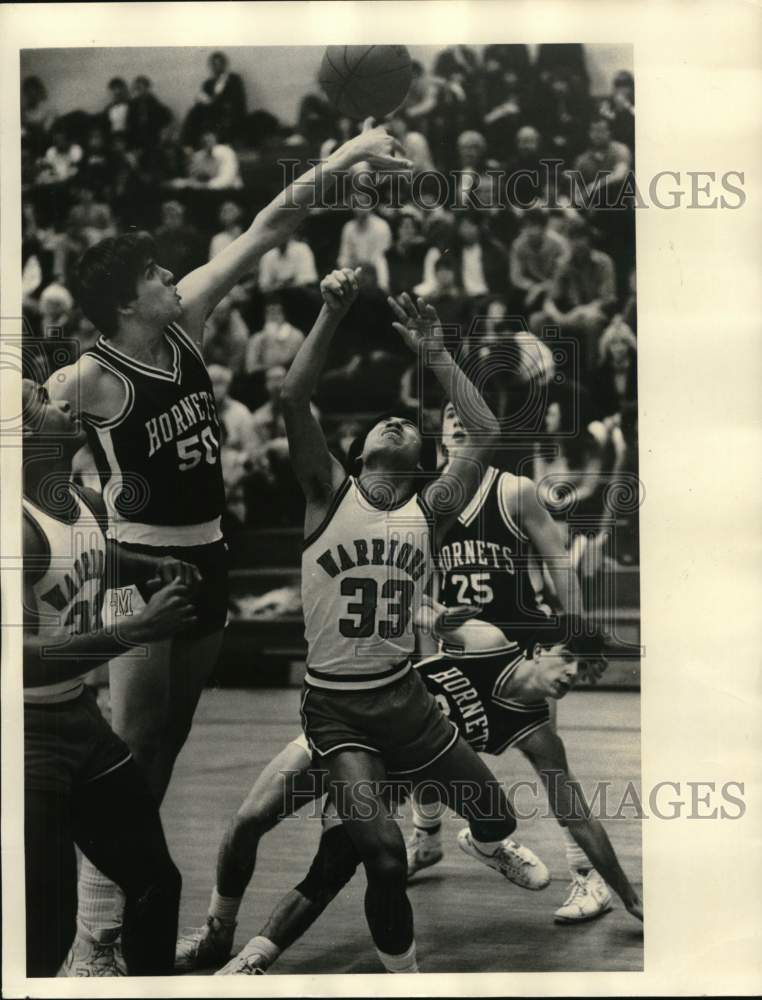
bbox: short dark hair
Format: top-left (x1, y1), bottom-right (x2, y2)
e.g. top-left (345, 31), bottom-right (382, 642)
top-left (433, 255), bottom-right (457, 274)
top-left (346, 407), bottom-right (438, 474)
top-left (108, 77), bottom-right (127, 91)
top-left (72, 231), bottom-right (156, 336)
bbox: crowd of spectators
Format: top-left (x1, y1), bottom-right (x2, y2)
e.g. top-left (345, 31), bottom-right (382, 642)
top-left (21, 44), bottom-right (638, 568)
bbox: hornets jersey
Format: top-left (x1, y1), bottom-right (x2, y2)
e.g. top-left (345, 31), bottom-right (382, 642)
top-left (438, 466), bottom-right (550, 642)
top-left (301, 477), bottom-right (433, 691)
top-left (83, 323), bottom-right (225, 545)
top-left (23, 488), bottom-right (107, 705)
top-left (416, 646), bottom-right (550, 755)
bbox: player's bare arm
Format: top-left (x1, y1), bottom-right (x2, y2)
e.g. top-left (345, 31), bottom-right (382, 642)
top-left (177, 121), bottom-right (411, 345)
top-left (46, 355), bottom-right (127, 425)
top-left (388, 293), bottom-right (500, 548)
top-left (517, 725), bottom-right (643, 922)
top-left (22, 520), bottom-right (198, 688)
top-left (281, 267), bottom-right (360, 537)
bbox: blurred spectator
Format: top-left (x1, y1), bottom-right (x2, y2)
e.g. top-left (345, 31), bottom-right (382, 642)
top-left (38, 127), bottom-right (82, 184)
top-left (245, 297), bottom-right (305, 374)
top-left (385, 113), bottom-right (434, 174)
top-left (184, 130), bottom-right (243, 189)
top-left (79, 127), bottom-right (112, 196)
top-left (588, 316), bottom-right (637, 432)
top-left (109, 133), bottom-right (149, 224)
top-left (71, 313), bottom-right (100, 355)
top-left (251, 365), bottom-right (318, 453)
top-left (482, 44), bottom-right (532, 81)
top-left (385, 211), bottom-right (427, 296)
top-left (298, 92), bottom-right (342, 157)
top-left (509, 206), bottom-right (569, 311)
top-left (533, 72), bottom-right (588, 164)
top-left (66, 185), bottom-right (117, 246)
top-left (598, 70), bottom-right (635, 153)
top-left (258, 234), bottom-right (318, 292)
top-left (21, 76), bottom-right (55, 155)
top-left (104, 77), bottom-right (131, 138)
top-left (480, 65), bottom-right (527, 163)
top-left (128, 75), bottom-right (172, 152)
top-left (22, 202), bottom-right (56, 301)
top-left (337, 203), bottom-right (392, 290)
top-left (621, 267), bottom-right (637, 334)
top-left (416, 256), bottom-right (469, 331)
top-left (535, 44), bottom-right (590, 95)
top-left (183, 51), bottom-right (247, 146)
top-left (530, 217), bottom-right (616, 374)
top-left (38, 282), bottom-right (74, 337)
top-left (451, 212), bottom-right (510, 299)
top-left (203, 293), bottom-right (251, 375)
top-left (572, 117), bottom-right (632, 201)
top-left (153, 200), bottom-right (206, 280)
top-left (452, 130), bottom-right (502, 212)
top-left (209, 363), bottom-right (256, 524)
top-left (209, 200), bottom-right (244, 259)
top-left (318, 115), bottom-right (356, 160)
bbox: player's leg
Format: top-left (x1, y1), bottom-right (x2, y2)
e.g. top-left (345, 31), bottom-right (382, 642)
top-left (415, 734), bottom-right (550, 889)
top-left (216, 807), bottom-right (362, 975)
top-left (25, 788), bottom-right (78, 976)
top-left (325, 750), bottom-right (418, 973)
top-left (406, 782), bottom-right (446, 877)
top-left (71, 759), bottom-right (181, 975)
top-left (176, 736), bottom-right (322, 972)
top-left (71, 638), bottom-right (172, 969)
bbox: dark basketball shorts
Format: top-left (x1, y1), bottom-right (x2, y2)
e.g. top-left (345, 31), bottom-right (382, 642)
top-left (300, 666), bottom-right (460, 776)
top-left (104, 538), bottom-right (229, 639)
top-left (25, 687), bottom-right (132, 794)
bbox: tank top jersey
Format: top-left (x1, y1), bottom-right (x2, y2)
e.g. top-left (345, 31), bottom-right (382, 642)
top-left (83, 322), bottom-right (225, 546)
top-left (301, 477), bottom-right (434, 691)
top-left (416, 645), bottom-right (550, 755)
top-left (438, 466), bottom-right (551, 643)
top-left (23, 488), bottom-right (107, 705)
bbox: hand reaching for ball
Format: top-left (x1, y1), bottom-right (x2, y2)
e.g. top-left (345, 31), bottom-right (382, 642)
top-left (320, 267), bottom-right (361, 314)
top-left (340, 117), bottom-right (412, 172)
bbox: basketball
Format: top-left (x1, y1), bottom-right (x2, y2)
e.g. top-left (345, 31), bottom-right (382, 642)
top-left (319, 45), bottom-right (413, 120)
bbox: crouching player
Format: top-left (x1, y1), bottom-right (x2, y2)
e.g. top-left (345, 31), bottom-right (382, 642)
top-left (215, 609), bottom-right (643, 975)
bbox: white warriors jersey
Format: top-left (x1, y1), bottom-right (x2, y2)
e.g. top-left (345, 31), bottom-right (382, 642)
top-left (23, 490), bottom-right (107, 704)
top-left (301, 477), bottom-right (433, 691)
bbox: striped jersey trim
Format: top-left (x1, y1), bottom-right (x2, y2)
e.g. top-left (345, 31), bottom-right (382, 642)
top-left (302, 476), bottom-right (352, 551)
top-left (94, 333), bottom-right (181, 383)
top-left (459, 466), bottom-right (499, 527)
top-left (304, 659), bottom-right (411, 691)
top-left (491, 716), bottom-right (551, 756)
top-left (167, 322), bottom-right (205, 366)
top-left (82, 355), bottom-right (135, 429)
top-left (497, 473), bottom-right (529, 542)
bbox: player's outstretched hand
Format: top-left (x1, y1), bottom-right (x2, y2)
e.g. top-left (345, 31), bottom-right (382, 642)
top-left (388, 292), bottom-right (444, 355)
top-left (122, 579), bottom-right (197, 643)
top-left (146, 557), bottom-right (202, 595)
top-left (339, 117), bottom-right (412, 171)
top-left (320, 267), bottom-right (361, 314)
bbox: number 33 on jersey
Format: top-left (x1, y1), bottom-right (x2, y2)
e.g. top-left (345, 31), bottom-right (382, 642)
top-left (301, 477), bottom-right (433, 691)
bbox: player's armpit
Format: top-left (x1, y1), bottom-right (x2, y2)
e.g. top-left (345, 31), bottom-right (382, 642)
top-left (46, 357), bottom-right (125, 425)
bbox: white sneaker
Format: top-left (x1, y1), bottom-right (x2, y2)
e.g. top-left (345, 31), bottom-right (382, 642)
top-left (61, 937), bottom-right (125, 977)
top-left (457, 828), bottom-right (550, 890)
top-left (215, 938), bottom-right (271, 975)
top-left (175, 916), bottom-right (236, 972)
top-left (406, 828), bottom-right (444, 878)
top-left (554, 869), bottom-right (613, 923)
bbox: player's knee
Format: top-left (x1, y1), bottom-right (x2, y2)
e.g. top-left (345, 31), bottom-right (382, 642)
top-left (296, 826), bottom-right (361, 906)
top-left (233, 796), bottom-right (278, 842)
top-left (364, 841), bottom-right (407, 886)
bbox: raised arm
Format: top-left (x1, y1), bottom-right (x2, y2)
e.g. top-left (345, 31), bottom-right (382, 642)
top-left (388, 293), bottom-right (500, 547)
top-left (281, 268), bottom-right (360, 535)
top-left (177, 121), bottom-right (410, 345)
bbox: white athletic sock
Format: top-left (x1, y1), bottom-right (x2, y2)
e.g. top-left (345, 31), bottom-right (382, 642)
top-left (209, 887), bottom-right (241, 925)
top-left (560, 826), bottom-right (592, 874)
top-left (76, 857), bottom-right (123, 945)
top-left (376, 941), bottom-right (418, 973)
top-left (245, 936), bottom-right (280, 969)
top-left (411, 794), bottom-right (445, 833)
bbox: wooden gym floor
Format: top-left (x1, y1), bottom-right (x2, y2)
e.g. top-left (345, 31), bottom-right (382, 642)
top-left (164, 686), bottom-right (643, 975)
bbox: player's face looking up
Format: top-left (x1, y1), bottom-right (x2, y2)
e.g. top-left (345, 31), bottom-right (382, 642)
top-left (22, 378), bottom-right (85, 449)
top-left (362, 417), bottom-right (422, 471)
top-left (530, 643), bottom-right (580, 699)
top-left (128, 257), bottom-right (183, 327)
top-left (440, 401), bottom-right (469, 458)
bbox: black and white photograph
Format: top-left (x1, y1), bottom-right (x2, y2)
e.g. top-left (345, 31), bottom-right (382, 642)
top-left (1, 3), bottom-right (760, 997)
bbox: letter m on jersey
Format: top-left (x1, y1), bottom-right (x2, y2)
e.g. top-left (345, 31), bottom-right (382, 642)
top-left (110, 588), bottom-right (134, 617)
